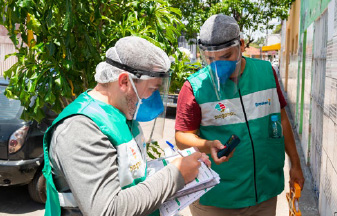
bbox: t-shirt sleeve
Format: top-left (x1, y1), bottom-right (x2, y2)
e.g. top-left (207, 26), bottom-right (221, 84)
top-left (175, 81), bottom-right (202, 131)
top-left (272, 67), bottom-right (287, 109)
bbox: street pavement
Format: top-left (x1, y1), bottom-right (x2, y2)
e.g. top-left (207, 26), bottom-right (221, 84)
top-left (0, 107), bottom-right (319, 215)
top-left (0, 185), bottom-right (44, 215)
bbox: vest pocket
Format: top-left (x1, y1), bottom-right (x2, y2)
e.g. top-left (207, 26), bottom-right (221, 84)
top-left (266, 137), bottom-right (285, 172)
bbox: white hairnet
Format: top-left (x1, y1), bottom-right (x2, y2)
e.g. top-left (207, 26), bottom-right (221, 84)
top-left (95, 36), bottom-right (171, 83)
top-left (199, 14), bottom-right (240, 46)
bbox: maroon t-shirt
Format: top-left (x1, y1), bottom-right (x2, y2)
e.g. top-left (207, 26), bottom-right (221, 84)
top-left (175, 68), bottom-right (287, 131)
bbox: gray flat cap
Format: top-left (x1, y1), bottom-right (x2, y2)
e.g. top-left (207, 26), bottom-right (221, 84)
top-left (200, 14), bottom-right (240, 46)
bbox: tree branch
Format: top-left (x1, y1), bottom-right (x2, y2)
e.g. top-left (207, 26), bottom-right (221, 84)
top-left (245, 37), bottom-right (254, 48)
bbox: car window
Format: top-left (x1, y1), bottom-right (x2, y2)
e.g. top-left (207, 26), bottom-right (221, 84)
top-left (0, 86), bottom-right (23, 120)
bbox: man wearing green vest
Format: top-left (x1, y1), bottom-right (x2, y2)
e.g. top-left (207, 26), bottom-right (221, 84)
top-left (43, 36), bottom-right (210, 216)
top-left (175, 14), bottom-right (305, 215)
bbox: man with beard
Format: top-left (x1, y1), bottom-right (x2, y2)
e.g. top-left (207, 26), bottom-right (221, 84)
top-left (43, 36), bottom-right (210, 216)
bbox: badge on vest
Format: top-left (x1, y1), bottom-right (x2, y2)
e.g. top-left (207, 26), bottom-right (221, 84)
top-left (255, 98), bottom-right (271, 107)
top-left (214, 102), bottom-right (236, 120)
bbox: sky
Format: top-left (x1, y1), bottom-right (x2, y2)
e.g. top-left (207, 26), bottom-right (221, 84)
top-left (244, 18), bottom-right (281, 40)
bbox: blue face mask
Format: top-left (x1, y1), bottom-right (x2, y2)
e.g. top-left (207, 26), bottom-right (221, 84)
top-left (210, 60), bottom-right (237, 84)
top-left (134, 90), bottom-right (164, 122)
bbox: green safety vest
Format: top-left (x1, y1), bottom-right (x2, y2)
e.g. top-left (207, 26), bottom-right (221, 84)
top-left (187, 57), bottom-right (285, 208)
top-left (42, 91), bottom-right (149, 215)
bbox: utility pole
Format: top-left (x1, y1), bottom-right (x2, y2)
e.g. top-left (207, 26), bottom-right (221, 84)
top-left (266, 19), bottom-right (269, 46)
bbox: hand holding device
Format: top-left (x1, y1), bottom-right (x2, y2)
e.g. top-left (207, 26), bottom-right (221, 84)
top-left (217, 134), bottom-right (240, 159)
top-left (166, 140), bottom-right (211, 168)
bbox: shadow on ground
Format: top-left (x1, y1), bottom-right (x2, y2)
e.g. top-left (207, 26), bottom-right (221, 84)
top-left (0, 185), bottom-right (44, 214)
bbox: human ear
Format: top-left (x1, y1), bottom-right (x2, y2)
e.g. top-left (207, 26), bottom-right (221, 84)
top-left (118, 73), bottom-right (130, 92)
top-left (240, 39), bottom-right (245, 52)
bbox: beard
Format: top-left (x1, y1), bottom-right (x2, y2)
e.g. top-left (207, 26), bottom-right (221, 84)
top-left (125, 91), bottom-right (138, 119)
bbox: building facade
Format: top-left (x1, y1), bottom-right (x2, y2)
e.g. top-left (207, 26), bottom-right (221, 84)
top-left (280, 0), bottom-right (337, 214)
top-left (0, 25), bottom-right (17, 77)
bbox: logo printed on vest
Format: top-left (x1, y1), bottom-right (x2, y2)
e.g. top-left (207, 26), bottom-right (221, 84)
top-left (214, 102), bottom-right (236, 119)
top-left (215, 102), bottom-right (226, 113)
top-left (129, 161), bottom-right (142, 172)
top-left (255, 98), bottom-right (271, 107)
top-left (128, 145), bottom-right (143, 172)
top-left (130, 146), bottom-right (137, 159)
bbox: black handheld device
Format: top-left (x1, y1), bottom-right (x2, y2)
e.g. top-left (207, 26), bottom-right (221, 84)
top-left (217, 134), bottom-right (240, 158)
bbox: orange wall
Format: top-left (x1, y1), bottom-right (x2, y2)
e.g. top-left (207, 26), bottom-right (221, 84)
top-left (282, 0), bottom-right (301, 91)
top-left (286, 0), bottom-right (301, 55)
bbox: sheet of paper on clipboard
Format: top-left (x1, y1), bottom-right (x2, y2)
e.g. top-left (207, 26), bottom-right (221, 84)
top-left (147, 147), bottom-right (220, 216)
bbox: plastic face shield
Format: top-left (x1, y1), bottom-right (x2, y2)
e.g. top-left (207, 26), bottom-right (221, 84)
top-left (105, 58), bottom-right (170, 143)
top-left (131, 75), bottom-right (170, 143)
top-left (199, 38), bottom-right (242, 100)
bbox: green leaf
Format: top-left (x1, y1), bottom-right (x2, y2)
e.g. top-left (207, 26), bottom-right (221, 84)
top-left (27, 80), bottom-right (34, 93)
top-left (64, 0), bottom-right (73, 31)
top-left (17, 0), bottom-right (35, 8)
top-left (46, 42), bottom-right (56, 56)
top-left (151, 146), bottom-right (162, 157)
top-left (45, 89), bottom-right (56, 104)
top-left (55, 77), bottom-right (61, 87)
top-left (27, 14), bottom-right (41, 33)
top-left (147, 152), bottom-right (156, 159)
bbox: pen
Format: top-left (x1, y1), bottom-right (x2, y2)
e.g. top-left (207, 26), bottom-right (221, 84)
top-left (166, 141), bottom-right (211, 170)
top-left (166, 141), bottom-right (184, 157)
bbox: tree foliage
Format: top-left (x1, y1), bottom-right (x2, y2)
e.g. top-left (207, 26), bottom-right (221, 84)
top-left (249, 36), bottom-right (266, 48)
top-left (169, 51), bottom-right (201, 93)
top-left (272, 24), bottom-right (282, 34)
top-left (0, 0), bottom-right (295, 123)
top-left (169, 0), bottom-right (294, 44)
top-left (0, 0), bottom-right (184, 122)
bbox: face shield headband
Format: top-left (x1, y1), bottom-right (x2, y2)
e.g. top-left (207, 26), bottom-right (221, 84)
top-left (106, 58), bottom-right (170, 79)
top-left (198, 36), bottom-right (240, 51)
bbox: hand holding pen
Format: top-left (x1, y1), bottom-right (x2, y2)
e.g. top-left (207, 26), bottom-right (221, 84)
top-left (166, 141), bottom-right (211, 168)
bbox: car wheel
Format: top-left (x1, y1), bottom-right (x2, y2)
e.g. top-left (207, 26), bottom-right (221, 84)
top-left (28, 169), bottom-right (46, 203)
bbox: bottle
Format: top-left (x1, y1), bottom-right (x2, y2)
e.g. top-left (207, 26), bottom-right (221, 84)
top-left (270, 115), bottom-right (282, 138)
